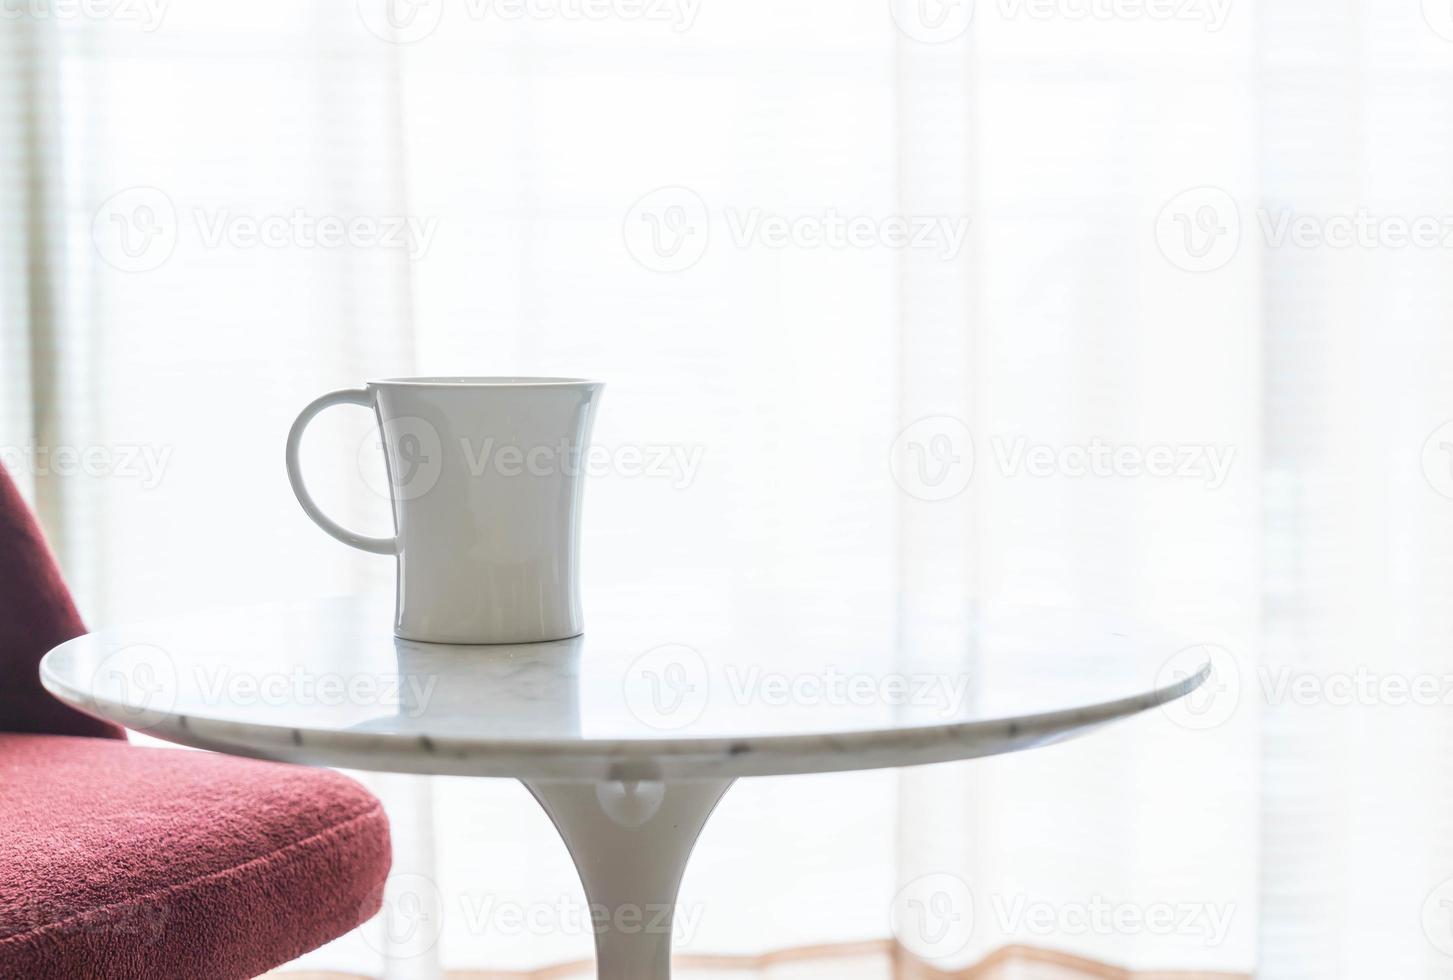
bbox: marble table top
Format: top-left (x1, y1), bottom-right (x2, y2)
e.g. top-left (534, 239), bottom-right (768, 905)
top-left (41, 590), bottom-right (1208, 781)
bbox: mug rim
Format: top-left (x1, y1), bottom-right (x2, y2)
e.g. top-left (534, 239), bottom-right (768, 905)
top-left (369, 376), bottom-right (602, 388)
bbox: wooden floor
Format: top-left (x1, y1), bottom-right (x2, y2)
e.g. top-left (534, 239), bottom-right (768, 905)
top-left (264, 941), bottom-right (1251, 979)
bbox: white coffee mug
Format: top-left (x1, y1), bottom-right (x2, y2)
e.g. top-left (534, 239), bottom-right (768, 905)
top-left (286, 377), bottom-right (603, 644)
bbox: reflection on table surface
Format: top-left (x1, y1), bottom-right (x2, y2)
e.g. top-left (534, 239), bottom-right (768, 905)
top-left (45, 587), bottom-right (1205, 743)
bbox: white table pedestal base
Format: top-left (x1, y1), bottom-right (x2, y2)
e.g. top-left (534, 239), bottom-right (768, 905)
top-left (523, 779), bottom-right (735, 980)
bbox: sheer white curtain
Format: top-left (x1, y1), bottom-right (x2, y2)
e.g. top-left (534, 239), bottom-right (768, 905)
top-left (4, 0), bottom-right (1452, 976)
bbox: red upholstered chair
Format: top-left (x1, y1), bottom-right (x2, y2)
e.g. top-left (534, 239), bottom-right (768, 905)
top-left (0, 466), bottom-right (392, 979)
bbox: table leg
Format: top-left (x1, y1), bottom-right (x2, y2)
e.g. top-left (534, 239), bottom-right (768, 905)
top-left (522, 778), bottom-right (734, 980)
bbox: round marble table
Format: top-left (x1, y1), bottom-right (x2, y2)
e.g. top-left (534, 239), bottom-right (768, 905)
top-left (41, 591), bottom-right (1208, 980)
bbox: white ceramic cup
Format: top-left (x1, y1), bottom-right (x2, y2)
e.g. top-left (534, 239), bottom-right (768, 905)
top-left (286, 377), bottom-right (603, 644)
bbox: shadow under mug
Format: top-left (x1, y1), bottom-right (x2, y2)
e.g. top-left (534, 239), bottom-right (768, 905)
top-left (286, 377), bottom-right (604, 644)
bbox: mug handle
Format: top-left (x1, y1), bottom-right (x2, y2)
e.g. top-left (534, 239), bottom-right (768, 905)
top-left (285, 387), bottom-right (397, 555)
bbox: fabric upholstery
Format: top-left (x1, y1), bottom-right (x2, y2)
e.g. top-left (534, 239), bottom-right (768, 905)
top-left (0, 734), bottom-right (391, 979)
top-left (0, 466), bottom-right (123, 739)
